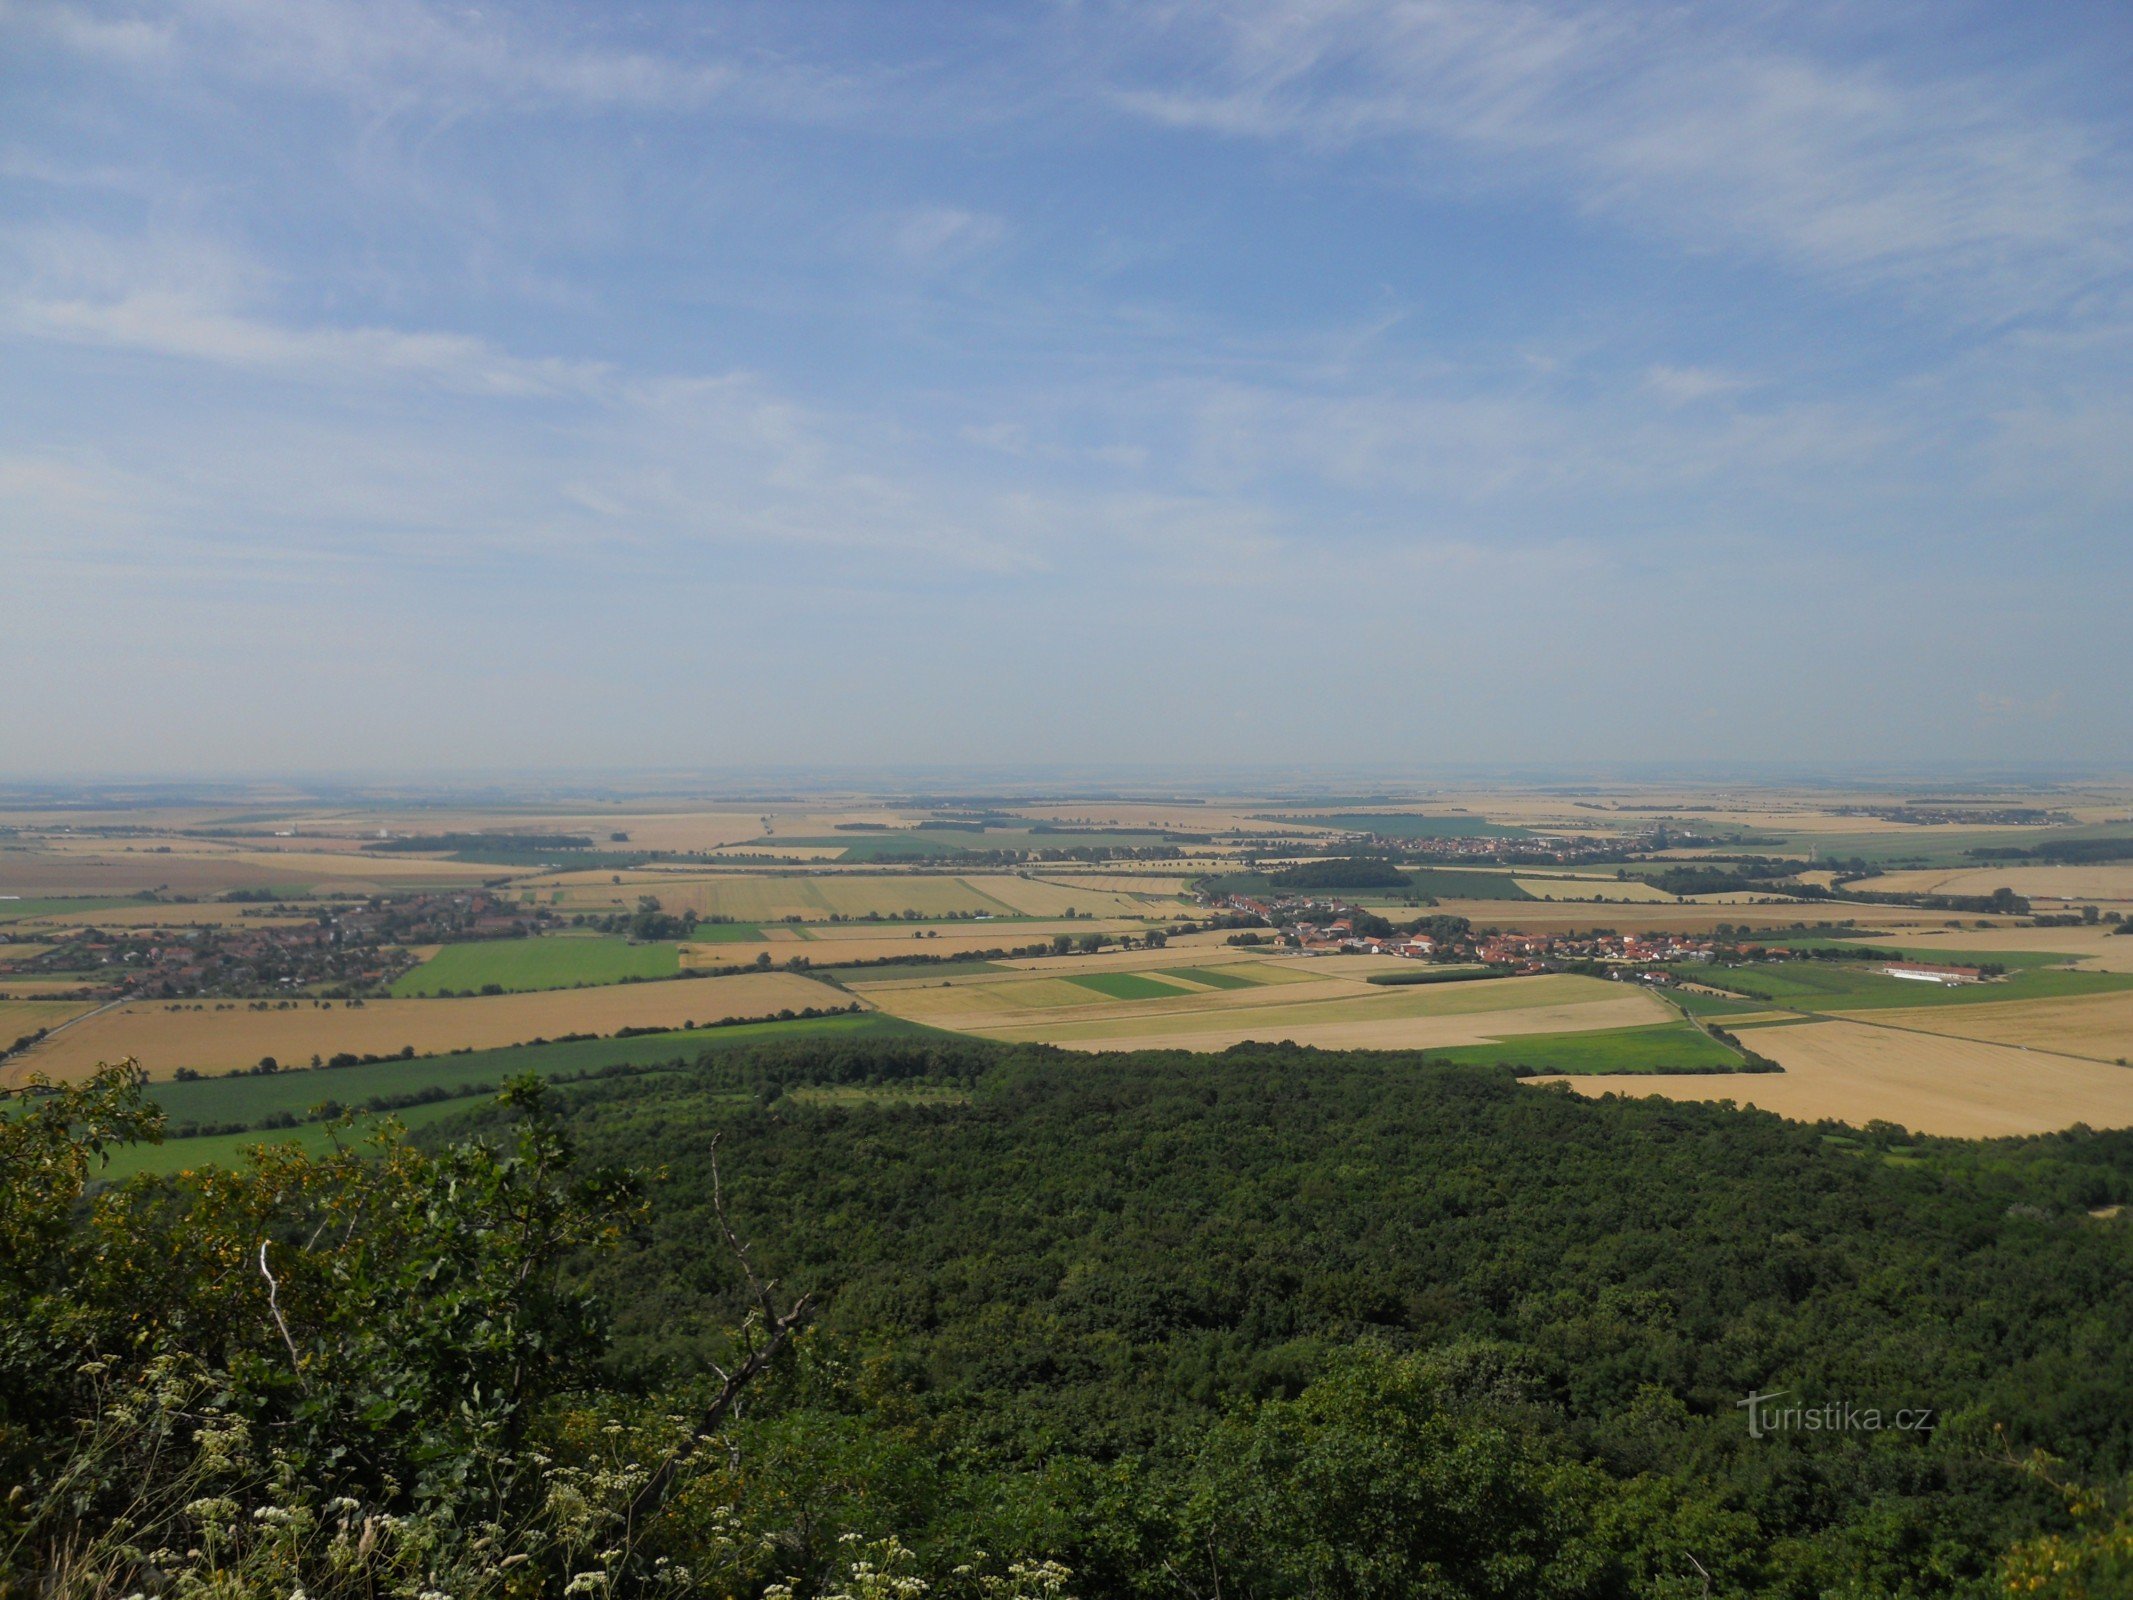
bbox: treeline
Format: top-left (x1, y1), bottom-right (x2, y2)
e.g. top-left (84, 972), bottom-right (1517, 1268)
top-left (1971, 837), bottom-right (2133, 863)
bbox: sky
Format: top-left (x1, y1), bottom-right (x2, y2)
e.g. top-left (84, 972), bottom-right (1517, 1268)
top-left (3, 0), bottom-right (2131, 775)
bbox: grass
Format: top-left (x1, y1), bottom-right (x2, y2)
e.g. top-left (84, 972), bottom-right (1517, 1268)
top-left (1064, 972), bottom-right (1191, 1001)
top-left (1427, 1021), bottom-right (1747, 1074)
top-left (110, 1012), bottom-right (934, 1176)
top-left (0, 896), bottom-right (148, 923)
top-left (686, 921), bottom-right (767, 943)
top-left (1693, 961), bottom-right (2133, 1012)
top-left (391, 936), bottom-right (684, 996)
top-left (98, 1098), bottom-right (483, 1180)
top-left (1158, 966), bottom-right (1263, 991)
top-left (1367, 869), bottom-right (1536, 902)
top-left (1670, 988), bottom-right (1786, 1018)
top-left (1754, 935), bottom-right (2075, 971)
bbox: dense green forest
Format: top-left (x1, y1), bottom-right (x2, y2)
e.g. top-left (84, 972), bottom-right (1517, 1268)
top-left (7, 1041), bottom-right (2133, 1598)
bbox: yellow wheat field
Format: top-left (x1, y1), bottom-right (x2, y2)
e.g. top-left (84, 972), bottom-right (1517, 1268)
top-left (1844, 991), bottom-right (2133, 1062)
top-left (859, 964), bottom-right (1671, 1053)
top-left (1536, 1019), bottom-right (2133, 1136)
top-left (1, 972), bottom-right (855, 1085)
top-left (1860, 865), bottom-right (2133, 904)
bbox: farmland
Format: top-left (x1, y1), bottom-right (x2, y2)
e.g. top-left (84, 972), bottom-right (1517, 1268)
top-left (102, 1011), bottom-right (933, 1179)
top-left (6, 780), bottom-right (2133, 1145)
top-left (0, 997), bottom-right (102, 1040)
top-left (1424, 1020), bottom-right (1748, 1074)
top-left (390, 935), bottom-right (685, 995)
top-left (2, 970), bottom-right (855, 1083)
top-left (1686, 958), bottom-right (2133, 1013)
top-left (1851, 990), bottom-right (2133, 1062)
top-left (853, 956), bottom-right (1675, 1052)
top-left (1542, 1018), bottom-right (2133, 1136)
top-left (528, 871), bottom-right (1189, 923)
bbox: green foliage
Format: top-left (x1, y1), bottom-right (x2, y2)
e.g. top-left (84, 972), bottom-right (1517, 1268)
top-left (10, 1036), bottom-right (2132, 1597)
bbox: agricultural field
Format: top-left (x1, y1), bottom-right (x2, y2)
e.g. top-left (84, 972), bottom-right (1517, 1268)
top-left (530, 872), bottom-right (1188, 923)
top-left (1273, 812), bottom-right (1532, 839)
top-left (1511, 876), bottom-right (1679, 903)
top-left (853, 957), bottom-right (1673, 1052)
top-left (1844, 925), bottom-right (2133, 972)
top-left (2, 970), bottom-right (854, 1084)
top-left (101, 1011), bottom-right (930, 1179)
top-left (1427, 899), bottom-right (1956, 936)
top-left (1852, 990), bottom-right (2133, 1063)
top-left (1689, 959), bottom-right (2133, 1013)
top-left (1426, 1020), bottom-right (1746, 1074)
top-left (0, 997), bottom-right (103, 1040)
top-left (0, 896), bottom-right (149, 923)
top-left (1858, 864), bottom-right (2133, 904)
top-left (1540, 1018), bottom-right (2133, 1137)
top-left (390, 935), bottom-right (685, 996)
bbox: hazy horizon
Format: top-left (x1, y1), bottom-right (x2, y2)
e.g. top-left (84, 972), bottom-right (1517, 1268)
top-left (6, 1), bottom-right (2132, 772)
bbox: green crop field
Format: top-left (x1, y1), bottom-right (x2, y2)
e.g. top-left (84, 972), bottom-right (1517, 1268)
top-left (1371, 869), bottom-right (1536, 902)
top-left (1693, 961), bottom-right (2133, 1012)
top-left (1065, 972), bottom-right (1190, 1000)
top-left (1754, 934), bottom-right (2075, 970)
top-left (1158, 966), bottom-right (1262, 990)
top-left (1425, 1021), bottom-right (1746, 1074)
top-left (110, 1012), bottom-right (933, 1176)
top-left (391, 936), bottom-right (684, 996)
top-left (685, 921), bottom-right (767, 943)
top-left (97, 1098), bottom-right (485, 1181)
top-left (1669, 988), bottom-right (1780, 1018)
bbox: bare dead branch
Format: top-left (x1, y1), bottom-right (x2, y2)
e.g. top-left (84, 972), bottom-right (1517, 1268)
top-left (257, 1242), bottom-right (308, 1392)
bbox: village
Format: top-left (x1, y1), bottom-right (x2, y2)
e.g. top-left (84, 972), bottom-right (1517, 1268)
top-left (0, 891), bottom-right (550, 1001)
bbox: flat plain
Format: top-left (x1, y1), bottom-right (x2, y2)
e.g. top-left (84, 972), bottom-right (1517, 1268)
top-left (1539, 1018), bottom-right (2133, 1136)
top-left (855, 958), bottom-right (1675, 1052)
top-left (3, 971), bottom-right (854, 1084)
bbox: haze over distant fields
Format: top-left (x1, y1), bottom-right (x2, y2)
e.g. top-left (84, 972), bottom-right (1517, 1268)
top-left (4, 0), bottom-right (2131, 772)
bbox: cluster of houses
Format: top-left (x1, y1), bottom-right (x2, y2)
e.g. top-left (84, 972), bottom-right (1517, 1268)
top-left (1474, 931), bottom-right (1716, 969)
top-left (1293, 919), bottom-right (1438, 958)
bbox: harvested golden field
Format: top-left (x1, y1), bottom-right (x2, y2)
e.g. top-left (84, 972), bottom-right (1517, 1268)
top-left (539, 872), bottom-right (1184, 923)
top-left (1, 972), bottom-right (852, 1085)
top-left (1537, 1019), bottom-right (2133, 1136)
top-left (1513, 877), bottom-right (1676, 903)
top-left (0, 847), bottom-right (496, 897)
top-left (1429, 899), bottom-right (1955, 935)
top-left (1852, 926), bottom-right (2133, 972)
top-left (0, 998), bottom-right (103, 1038)
top-left (1848, 991), bottom-right (2133, 1062)
top-left (1019, 872), bottom-right (1199, 895)
top-left (3, 905), bottom-right (319, 933)
top-left (680, 917), bottom-right (1168, 969)
top-left (857, 962), bottom-right (1670, 1053)
top-left (959, 875), bottom-right (1191, 918)
top-left (1861, 865), bottom-right (2133, 904)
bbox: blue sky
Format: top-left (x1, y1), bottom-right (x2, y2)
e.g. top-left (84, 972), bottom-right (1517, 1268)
top-left (3, 0), bottom-right (2130, 773)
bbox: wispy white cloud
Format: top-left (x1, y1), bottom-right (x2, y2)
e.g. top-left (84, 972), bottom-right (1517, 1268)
top-left (1103, 0), bottom-right (2133, 320)
top-left (13, 0), bottom-right (847, 117)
